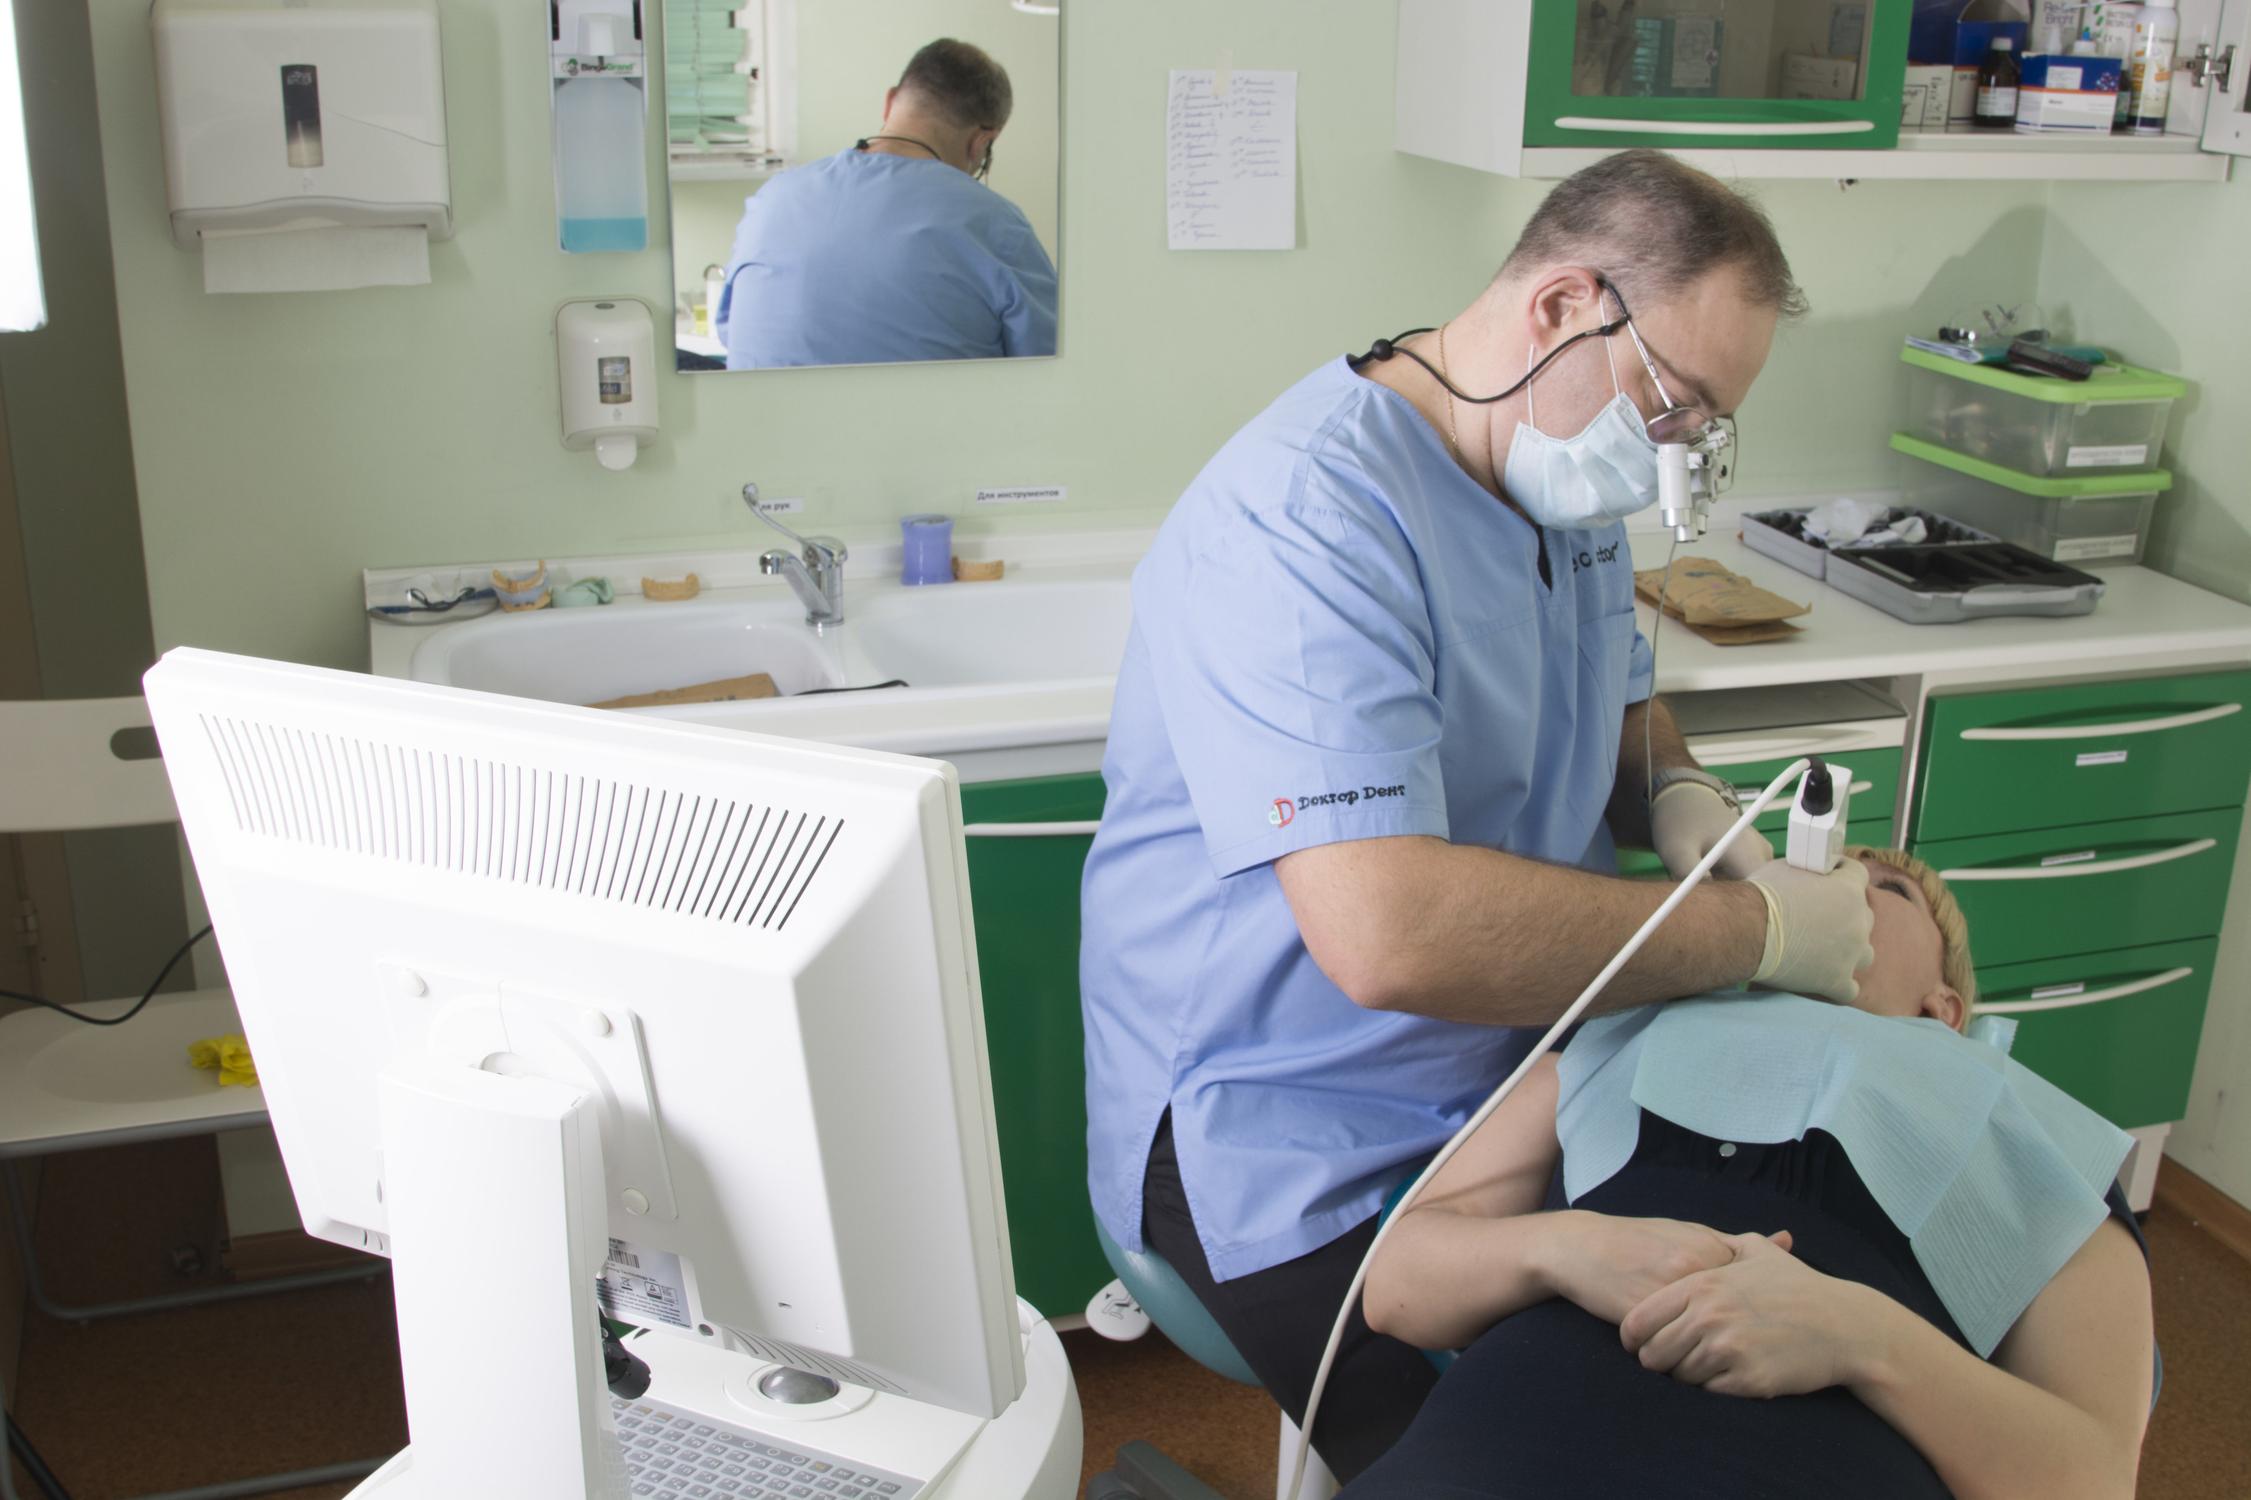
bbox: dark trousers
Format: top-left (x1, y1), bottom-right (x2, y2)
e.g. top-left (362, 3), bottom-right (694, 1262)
top-left (1139, 1114), bottom-right (1440, 1482)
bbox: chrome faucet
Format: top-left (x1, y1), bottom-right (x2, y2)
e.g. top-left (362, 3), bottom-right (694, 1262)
top-left (744, 484), bottom-right (848, 628)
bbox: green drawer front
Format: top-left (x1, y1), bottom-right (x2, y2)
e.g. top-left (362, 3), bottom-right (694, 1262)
top-left (958, 773), bottom-right (1111, 1322)
top-left (1976, 938), bottom-right (2218, 1129)
top-left (1615, 748), bottom-right (1903, 880)
top-left (1912, 808), bottom-right (2241, 970)
top-left (1915, 670), bottom-right (2251, 842)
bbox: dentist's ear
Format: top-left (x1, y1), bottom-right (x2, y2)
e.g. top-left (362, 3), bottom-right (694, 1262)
top-left (1921, 986), bottom-right (1967, 1033)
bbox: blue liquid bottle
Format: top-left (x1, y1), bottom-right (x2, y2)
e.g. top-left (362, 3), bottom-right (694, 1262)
top-left (552, 2), bottom-right (649, 254)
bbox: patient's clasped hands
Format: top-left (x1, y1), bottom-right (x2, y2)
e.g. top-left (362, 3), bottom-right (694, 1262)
top-left (1538, 1211), bottom-right (1795, 1330)
top-left (1539, 1212), bottom-right (1869, 1401)
top-left (1621, 1229), bottom-right (1884, 1401)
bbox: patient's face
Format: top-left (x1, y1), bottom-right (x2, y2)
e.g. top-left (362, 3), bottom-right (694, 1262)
top-left (1846, 855), bottom-right (1965, 1030)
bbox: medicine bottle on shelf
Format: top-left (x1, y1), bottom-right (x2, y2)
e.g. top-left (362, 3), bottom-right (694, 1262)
top-left (1973, 37), bottom-right (2021, 130)
top-left (2127, 0), bottom-right (2178, 134)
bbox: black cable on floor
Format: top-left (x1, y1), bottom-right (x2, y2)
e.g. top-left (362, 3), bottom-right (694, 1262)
top-left (6, 1407), bottom-right (75, 1500)
top-left (0, 925), bottom-right (211, 1028)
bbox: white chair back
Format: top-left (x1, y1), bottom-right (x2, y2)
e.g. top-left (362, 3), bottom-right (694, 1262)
top-left (0, 696), bottom-right (181, 833)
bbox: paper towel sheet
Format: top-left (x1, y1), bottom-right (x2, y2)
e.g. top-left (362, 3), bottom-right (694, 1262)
top-left (202, 226), bottom-right (431, 294)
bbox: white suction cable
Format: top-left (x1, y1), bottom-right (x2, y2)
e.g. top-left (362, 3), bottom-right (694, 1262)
top-left (1281, 755), bottom-right (1825, 1499)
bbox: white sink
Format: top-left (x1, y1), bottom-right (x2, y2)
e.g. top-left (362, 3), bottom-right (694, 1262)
top-left (408, 575), bottom-right (1133, 718)
top-left (411, 597), bottom-right (848, 704)
top-left (850, 579), bottom-right (1133, 689)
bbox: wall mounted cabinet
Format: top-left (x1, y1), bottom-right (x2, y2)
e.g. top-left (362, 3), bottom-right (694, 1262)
top-left (1397, 0), bottom-right (2251, 181)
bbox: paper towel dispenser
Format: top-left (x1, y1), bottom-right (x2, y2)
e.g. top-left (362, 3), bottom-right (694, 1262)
top-left (152, 0), bottom-right (453, 252)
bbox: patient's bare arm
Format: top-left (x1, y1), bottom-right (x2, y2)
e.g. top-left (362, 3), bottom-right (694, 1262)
top-left (1362, 1056), bottom-right (1743, 1350)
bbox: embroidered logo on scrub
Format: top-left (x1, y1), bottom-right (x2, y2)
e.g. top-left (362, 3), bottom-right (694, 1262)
top-left (1271, 784), bottom-right (1407, 826)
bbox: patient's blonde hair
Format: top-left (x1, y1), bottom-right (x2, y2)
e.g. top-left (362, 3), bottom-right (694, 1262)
top-left (1847, 845), bottom-right (1977, 1018)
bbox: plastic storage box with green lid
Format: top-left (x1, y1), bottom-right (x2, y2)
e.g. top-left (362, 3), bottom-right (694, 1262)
top-left (1892, 432), bottom-right (2170, 566)
top-left (1901, 348), bottom-right (2186, 478)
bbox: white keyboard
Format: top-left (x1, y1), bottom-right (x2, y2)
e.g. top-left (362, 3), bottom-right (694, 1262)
top-left (612, 1394), bottom-right (925, 1499)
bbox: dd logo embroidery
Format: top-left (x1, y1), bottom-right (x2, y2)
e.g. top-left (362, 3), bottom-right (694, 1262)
top-left (1269, 799), bottom-right (1295, 828)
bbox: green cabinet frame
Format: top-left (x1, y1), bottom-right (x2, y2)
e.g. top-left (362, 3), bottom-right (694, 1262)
top-left (958, 772), bottom-right (1111, 1322)
top-left (1524, 1), bottom-right (1911, 151)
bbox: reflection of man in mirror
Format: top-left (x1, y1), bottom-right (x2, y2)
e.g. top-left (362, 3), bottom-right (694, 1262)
top-left (718, 39), bottom-right (1058, 368)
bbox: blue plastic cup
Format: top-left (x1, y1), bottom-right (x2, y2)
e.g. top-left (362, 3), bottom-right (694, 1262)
top-left (901, 514), bottom-right (954, 586)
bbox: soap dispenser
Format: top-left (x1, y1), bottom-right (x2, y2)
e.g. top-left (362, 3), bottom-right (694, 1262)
top-left (557, 299), bottom-right (659, 470)
top-left (550, 0), bottom-right (649, 253)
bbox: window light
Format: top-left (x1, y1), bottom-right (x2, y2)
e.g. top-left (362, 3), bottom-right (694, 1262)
top-left (0, 0), bottom-right (45, 334)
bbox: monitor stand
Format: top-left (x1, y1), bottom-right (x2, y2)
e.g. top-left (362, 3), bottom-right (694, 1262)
top-left (342, 1057), bottom-right (1080, 1498)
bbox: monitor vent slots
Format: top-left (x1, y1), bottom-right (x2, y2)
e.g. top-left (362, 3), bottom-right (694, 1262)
top-left (728, 1332), bottom-right (903, 1395)
top-left (195, 715), bottom-right (843, 930)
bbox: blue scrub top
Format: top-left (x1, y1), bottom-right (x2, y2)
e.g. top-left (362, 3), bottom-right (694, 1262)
top-left (1080, 356), bottom-right (1655, 1282)
top-left (718, 150), bottom-right (1058, 368)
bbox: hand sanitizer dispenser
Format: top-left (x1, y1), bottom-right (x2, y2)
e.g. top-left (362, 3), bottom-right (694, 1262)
top-left (558, 299), bottom-right (659, 471)
top-left (550, 0), bottom-right (649, 253)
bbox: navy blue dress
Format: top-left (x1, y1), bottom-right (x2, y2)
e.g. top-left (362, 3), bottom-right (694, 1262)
top-left (1342, 1111), bottom-right (2143, 1500)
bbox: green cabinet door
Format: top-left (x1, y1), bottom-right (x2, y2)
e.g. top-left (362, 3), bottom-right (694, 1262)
top-left (958, 773), bottom-right (1111, 1323)
top-left (1910, 808), bottom-right (2241, 970)
top-left (1976, 938), bottom-right (2219, 1129)
top-left (1913, 670), bottom-right (2251, 843)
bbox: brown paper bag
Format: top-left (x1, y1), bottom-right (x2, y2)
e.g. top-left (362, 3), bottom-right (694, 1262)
top-left (1634, 559), bottom-right (1809, 647)
top-left (592, 673), bottom-right (779, 710)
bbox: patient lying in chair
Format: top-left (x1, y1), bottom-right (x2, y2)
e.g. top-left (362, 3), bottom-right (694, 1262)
top-left (1348, 848), bottom-right (2154, 1500)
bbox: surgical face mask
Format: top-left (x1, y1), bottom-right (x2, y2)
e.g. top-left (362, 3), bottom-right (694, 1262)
top-left (1501, 336), bottom-right (1661, 532)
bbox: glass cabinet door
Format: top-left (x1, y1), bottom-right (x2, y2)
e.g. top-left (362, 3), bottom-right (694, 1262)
top-left (1528, 0), bottom-right (1910, 149)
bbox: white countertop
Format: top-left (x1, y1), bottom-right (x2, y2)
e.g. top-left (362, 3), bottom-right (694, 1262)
top-left (1628, 522), bottom-right (2251, 694)
top-left (368, 515), bottom-right (2251, 776)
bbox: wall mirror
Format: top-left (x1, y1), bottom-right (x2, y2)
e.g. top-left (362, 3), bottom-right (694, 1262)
top-left (664, 0), bottom-right (1061, 373)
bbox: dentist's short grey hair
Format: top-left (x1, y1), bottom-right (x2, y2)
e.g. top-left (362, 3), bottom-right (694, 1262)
top-left (898, 39), bottom-right (1014, 131)
top-left (1500, 150), bottom-right (1809, 321)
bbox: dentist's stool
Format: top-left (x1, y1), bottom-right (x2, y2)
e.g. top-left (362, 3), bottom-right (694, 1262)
top-left (1083, 1221), bottom-right (1340, 1500)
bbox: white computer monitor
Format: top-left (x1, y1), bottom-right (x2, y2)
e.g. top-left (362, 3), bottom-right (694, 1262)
top-left (144, 648), bottom-right (1024, 1437)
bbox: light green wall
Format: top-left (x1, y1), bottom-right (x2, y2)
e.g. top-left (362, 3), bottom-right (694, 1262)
top-left (2039, 174), bottom-right (2251, 1208)
top-left (89, 0), bottom-right (2056, 683)
top-left (4, 0), bottom-right (187, 1002)
top-left (668, 0), bottom-right (1062, 314)
top-left (2040, 177), bottom-right (2251, 607)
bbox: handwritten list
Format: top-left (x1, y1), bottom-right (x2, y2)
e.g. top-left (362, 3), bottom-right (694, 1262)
top-left (1165, 69), bottom-right (1297, 252)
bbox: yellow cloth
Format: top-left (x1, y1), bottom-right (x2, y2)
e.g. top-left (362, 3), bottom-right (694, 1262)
top-left (188, 1032), bottom-right (259, 1087)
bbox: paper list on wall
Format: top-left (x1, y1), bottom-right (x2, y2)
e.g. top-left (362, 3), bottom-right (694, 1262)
top-left (1166, 69), bottom-right (1297, 251)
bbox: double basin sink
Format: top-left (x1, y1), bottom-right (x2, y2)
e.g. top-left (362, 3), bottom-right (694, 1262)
top-left (405, 571), bottom-right (1135, 759)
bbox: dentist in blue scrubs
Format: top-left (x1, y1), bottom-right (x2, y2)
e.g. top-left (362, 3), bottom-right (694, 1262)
top-left (718, 39), bottom-right (1057, 369)
top-left (1080, 152), bottom-right (1878, 1479)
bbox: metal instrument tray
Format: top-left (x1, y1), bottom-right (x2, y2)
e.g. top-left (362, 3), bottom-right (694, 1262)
top-left (1741, 507), bottom-right (1996, 580)
top-left (1741, 507), bottom-right (2104, 624)
top-left (1827, 540), bottom-right (2105, 624)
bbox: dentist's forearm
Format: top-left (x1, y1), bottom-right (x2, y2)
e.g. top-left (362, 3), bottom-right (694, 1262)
top-left (1608, 697), bottom-right (1695, 846)
top-left (1279, 835), bottom-right (1767, 1025)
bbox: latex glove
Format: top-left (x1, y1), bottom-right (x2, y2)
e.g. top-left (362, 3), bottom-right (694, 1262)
top-left (1746, 857), bottom-right (1875, 1002)
top-left (1620, 1230), bottom-right (1880, 1400)
top-left (1651, 777), bottom-right (1775, 881)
